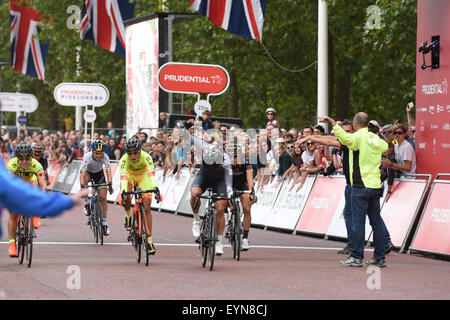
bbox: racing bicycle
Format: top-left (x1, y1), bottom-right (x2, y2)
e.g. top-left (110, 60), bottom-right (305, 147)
top-left (194, 188), bottom-right (230, 271)
top-left (15, 215), bottom-right (35, 267)
top-left (122, 184), bottom-right (161, 266)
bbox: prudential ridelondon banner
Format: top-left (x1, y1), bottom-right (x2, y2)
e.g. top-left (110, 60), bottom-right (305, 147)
top-left (125, 18), bottom-right (159, 138)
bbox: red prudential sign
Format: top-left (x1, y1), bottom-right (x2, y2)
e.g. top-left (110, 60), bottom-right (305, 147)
top-left (157, 62), bottom-right (230, 95)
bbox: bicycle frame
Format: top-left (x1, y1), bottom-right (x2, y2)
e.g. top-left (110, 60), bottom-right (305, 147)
top-left (195, 188), bottom-right (231, 271)
top-left (226, 190), bottom-right (252, 261)
top-left (87, 181), bottom-right (107, 245)
top-left (15, 215), bottom-right (34, 267)
top-left (122, 185), bottom-right (160, 266)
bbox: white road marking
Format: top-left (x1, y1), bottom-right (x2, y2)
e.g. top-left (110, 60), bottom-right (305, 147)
top-left (0, 241), bottom-right (374, 251)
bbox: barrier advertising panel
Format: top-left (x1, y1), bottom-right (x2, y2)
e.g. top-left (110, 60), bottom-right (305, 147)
top-left (373, 178), bottom-right (430, 252)
top-left (53, 161), bottom-right (81, 194)
top-left (250, 178), bottom-right (283, 226)
top-left (160, 168), bottom-right (191, 212)
top-left (151, 169), bottom-right (165, 209)
top-left (409, 176), bottom-right (450, 256)
top-left (47, 162), bottom-right (62, 190)
top-left (175, 169), bottom-right (208, 217)
top-left (296, 176), bottom-right (347, 235)
top-left (266, 176), bottom-right (316, 231)
top-left (327, 181), bottom-right (388, 241)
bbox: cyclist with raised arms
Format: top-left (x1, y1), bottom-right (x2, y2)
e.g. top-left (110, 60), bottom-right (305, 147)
top-left (188, 130), bottom-right (233, 256)
top-left (80, 140), bottom-right (113, 236)
top-left (227, 144), bottom-right (256, 251)
top-left (119, 138), bottom-right (158, 255)
top-left (6, 144), bottom-right (47, 257)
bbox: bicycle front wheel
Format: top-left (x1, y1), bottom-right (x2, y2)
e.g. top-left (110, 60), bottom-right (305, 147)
top-left (91, 200), bottom-right (99, 244)
top-left (132, 212), bottom-right (141, 263)
top-left (96, 198), bottom-right (104, 245)
top-left (208, 210), bottom-right (217, 271)
top-left (233, 205), bottom-right (242, 261)
top-left (200, 213), bottom-right (209, 268)
top-left (17, 217), bottom-right (25, 265)
top-left (140, 205), bottom-right (149, 267)
top-left (26, 220), bottom-right (34, 267)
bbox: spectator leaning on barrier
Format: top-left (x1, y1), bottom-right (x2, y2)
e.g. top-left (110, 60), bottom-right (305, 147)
top-left (319, 112), bottom-right (389, 268)
top-left (382, 123), bottom-right (416, 176)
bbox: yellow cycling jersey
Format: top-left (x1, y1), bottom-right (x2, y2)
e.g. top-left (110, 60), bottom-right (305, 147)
top-left (6, 157), bottom-right (45, 180)
top-left (119, 150), bottom-right (155, 174)
top-left (119, 150), bottom-right (157, 193)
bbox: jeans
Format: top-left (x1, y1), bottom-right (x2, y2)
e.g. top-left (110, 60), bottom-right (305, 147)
top-left (350, 187), bottom-right (385, 261)
top-left (343, 184), bottom-right (353, 249)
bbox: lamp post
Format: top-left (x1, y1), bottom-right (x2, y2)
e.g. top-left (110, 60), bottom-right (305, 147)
top-left (0, 61), bottom-right (9, 127)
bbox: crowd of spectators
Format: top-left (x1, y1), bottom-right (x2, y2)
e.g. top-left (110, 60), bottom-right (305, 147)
top-left (0, 104), bottom-right (416, 194)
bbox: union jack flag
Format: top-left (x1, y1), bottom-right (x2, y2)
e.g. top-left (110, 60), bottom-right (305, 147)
top-left (80, 0), bottom-right (135, 56)
top-left (189, 0), bottom-right (267, 41)
top-left (10, 0), bottom-right (48, 80)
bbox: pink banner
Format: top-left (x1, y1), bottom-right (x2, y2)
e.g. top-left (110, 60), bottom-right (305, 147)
top-left (410, 182), bottom-right (450, 255)
top-left (296, 177), bottom-right (346, 235)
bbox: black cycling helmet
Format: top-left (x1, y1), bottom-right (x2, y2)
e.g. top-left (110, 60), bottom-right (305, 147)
top-left (125, 138), bottom-right (142, 152)
top-left (15, 144), bottom-right (33, 158)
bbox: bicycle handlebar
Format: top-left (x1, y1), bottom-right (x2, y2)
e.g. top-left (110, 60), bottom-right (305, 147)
top-left (121, 188), bottom-right (160, 196)
top-left (121, 188), bottom-right (161, 204)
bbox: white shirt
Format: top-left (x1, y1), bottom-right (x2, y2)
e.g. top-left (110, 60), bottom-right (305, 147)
top-left (302, 151), bottom-right (315, 167)
top-left (394, 139), bottom-right (416, 175)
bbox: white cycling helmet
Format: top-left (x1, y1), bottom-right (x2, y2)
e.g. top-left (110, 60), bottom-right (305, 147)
top-left (265, 107), bottom-right (276, 114)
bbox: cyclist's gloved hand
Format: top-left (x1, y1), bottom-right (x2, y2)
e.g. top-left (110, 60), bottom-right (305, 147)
top-left (108, 183), bottom-right (113, 195)
top-left (155, 187), bottom-right (162, 203)
top-left (120, 192), bottom-right (126, 207)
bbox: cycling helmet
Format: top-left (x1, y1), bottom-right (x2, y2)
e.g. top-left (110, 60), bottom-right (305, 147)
top-left (125, 138), bottom-right (142, 152)
top-left (265, 107), bottom-right (276, 114)
top-left (15, 144), bottom-right (33, 158)
top-left (32, 143), bottom-right (44, 155)
top-left (91, 139), bottom-right (105, 152)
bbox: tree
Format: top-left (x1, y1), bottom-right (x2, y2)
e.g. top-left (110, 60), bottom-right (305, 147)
top-left (0, 0), bottom-right (417, 131)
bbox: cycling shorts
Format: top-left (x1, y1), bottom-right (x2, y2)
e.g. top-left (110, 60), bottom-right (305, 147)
top-left (120, 168), bottom-right (155, 199)
top-left (83, 170), bottom-right (107, 190)
top-left (192, 170), bottom-right (228, 199)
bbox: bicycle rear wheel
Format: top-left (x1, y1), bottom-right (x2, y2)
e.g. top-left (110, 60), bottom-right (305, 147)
top-left (207, 210), bottom-right (217, 271)
top-left (26, 220), bottom-right (34, 267)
